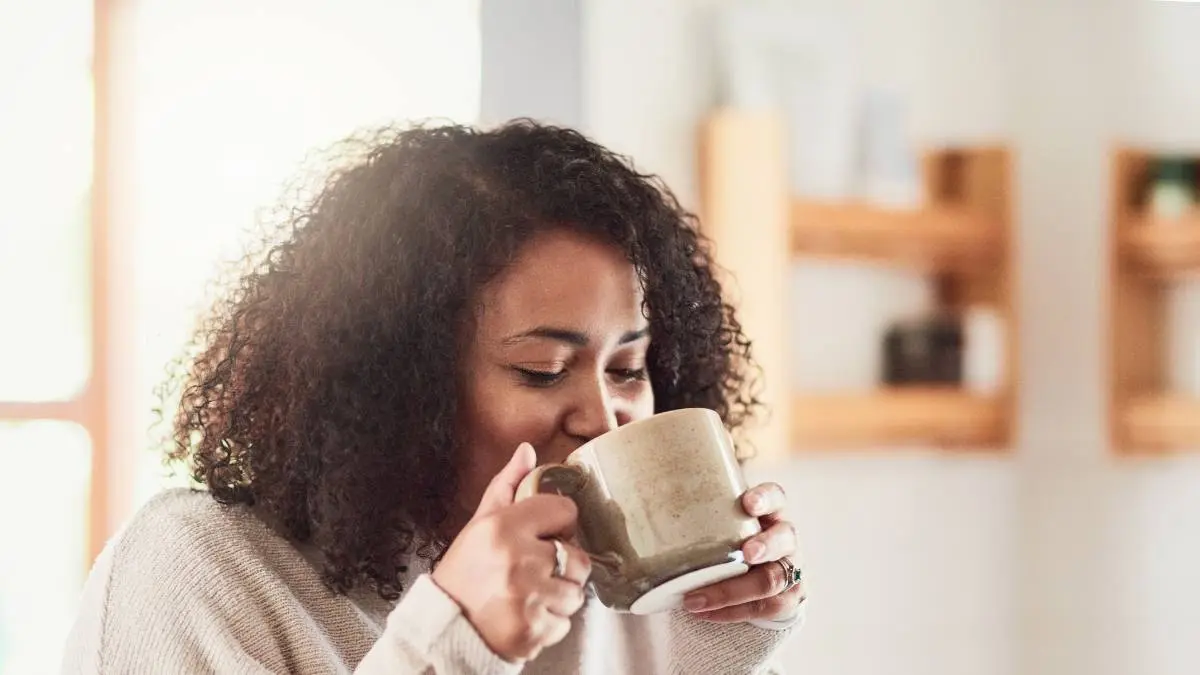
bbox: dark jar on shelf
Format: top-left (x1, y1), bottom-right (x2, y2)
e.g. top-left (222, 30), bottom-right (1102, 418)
top-left (882, 312), bottom-right (964, 386)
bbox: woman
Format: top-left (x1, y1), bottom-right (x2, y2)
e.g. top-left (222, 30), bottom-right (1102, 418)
top-left (63, 120), bottom-right (806, 673)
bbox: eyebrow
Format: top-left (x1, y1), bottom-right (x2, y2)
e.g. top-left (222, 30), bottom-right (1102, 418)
top-left (503, 326), bottom-right (650, 347)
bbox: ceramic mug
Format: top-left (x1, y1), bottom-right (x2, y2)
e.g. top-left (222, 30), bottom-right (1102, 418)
top-left (515, 408), bottom-right (761, 614)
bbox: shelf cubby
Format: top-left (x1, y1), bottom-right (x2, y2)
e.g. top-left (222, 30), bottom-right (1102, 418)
top-left (699, 109), bottom-right (1016, 456)
top-left (1109, 148), bottom-right (1200, 453)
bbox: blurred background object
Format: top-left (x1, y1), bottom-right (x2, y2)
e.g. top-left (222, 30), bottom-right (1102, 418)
top-left (5, 1), bottom-right (1200, 674)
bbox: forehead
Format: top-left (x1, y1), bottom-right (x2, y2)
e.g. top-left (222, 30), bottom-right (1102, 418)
top-left (476, 229), bottom-right (646, 334)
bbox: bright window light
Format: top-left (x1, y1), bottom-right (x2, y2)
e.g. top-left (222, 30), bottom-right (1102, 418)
top-left (122, 0), bottom-right (481, 506)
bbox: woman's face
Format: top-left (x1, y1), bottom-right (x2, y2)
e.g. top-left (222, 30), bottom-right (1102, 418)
top-left (457, 228), bottom-right (655, 516)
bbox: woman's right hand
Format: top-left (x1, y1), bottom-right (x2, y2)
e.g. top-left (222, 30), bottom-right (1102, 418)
top-left (431, 443), bottom-right (592, 663)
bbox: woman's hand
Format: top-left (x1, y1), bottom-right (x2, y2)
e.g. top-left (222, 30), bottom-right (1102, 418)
top-left (682, 482), bottom-right (805, 623)
top-left (431, 444), bottom-right (592, 663)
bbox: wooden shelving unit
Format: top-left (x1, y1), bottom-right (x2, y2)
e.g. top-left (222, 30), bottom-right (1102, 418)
top-left (791, 389), bottom-right (1005, 448)
top-left (698, 110), bottom-right (1016, 457)
top-left (791, 202), bottom-right (1001, 271)
top-left (1109, 148), bottom-right (1200, 453)
top-left (1120, 212), bottom-right (1200, 279)
top-left (1119, 394), bottom-right (1200, 450)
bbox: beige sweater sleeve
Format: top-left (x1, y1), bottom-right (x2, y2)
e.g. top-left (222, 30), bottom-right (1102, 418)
top-left (62, 554), bottom-right (519, 674)
top-left (60, 523), bottom-right (306, 673)
top-left (604, 596), bottom-right (799, 674)
top-left (59, 494), bottom-right (520, 675)
top-left (355, 574), bottom-right (522, 674)
top-left (664, 610), bottom-right (796, 674)
top-left (60, 490), bottom-right (798, 674)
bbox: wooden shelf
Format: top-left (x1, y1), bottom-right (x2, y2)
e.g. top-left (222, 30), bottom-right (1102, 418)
top-left (792, 389), bottom-right (1007, 448)
top-left (1119, 395), bottom-right (1200, 451)
top-left (1120, 213), bottom-right (1200, 278)
top-left (792, 201), bottom-right (1002, 271)
top-left (1109, 149), bottom-right (1200, 453)
top-left (699, 109), bottom-right (1015, 456)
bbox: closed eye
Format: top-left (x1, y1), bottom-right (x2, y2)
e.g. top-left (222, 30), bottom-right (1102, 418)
top-left (514, 366), bottom-right (566, 388)
top-left (608, 367), bottom-right (648, 383)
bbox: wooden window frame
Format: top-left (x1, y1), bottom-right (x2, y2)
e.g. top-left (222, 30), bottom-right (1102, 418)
top-left (0, 0), bottom-right (117, 564)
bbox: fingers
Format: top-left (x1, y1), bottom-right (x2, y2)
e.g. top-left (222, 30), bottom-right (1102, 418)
top-left (506, 493), bottom-right (579, 539)
top-left (537, 539), bottom-right (592, 586)
top-left (520, 610), bottom-right (573, 661)
top-left (537, 578), bottom-right (588, 618)
top-left (741, 519), bottom-right (798, 565)
top-left (518, 542), bottom-right (588, 619)
top-left (742, 482), bottom-right (787, 520)
top-left (690, 584), bottom-right (805, 624)
top-left (682, 558), bottom-right (800, 615)
top-left (437, 444), bottom-right (588, 664)
top-left (475, 443), bottom-right (538, 517)
top-left (502, 603), bottom-right (574, 664)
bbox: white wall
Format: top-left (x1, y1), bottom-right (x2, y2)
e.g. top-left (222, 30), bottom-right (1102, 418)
top-left (1012, 1), bottom-right (1200, 674)
top-left (481, 0), bottom-right (582, 128)
top-left (584, 1), bottom-right (1200, 675)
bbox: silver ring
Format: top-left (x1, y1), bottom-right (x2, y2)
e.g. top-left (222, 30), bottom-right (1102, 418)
top-left (551, 539), bottom-right (569, 579)
top-left (776, 557), bottom-right (802, 592)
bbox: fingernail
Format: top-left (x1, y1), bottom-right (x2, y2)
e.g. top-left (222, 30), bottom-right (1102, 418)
top-left (747, 493), bottom-right (764, 514)
top-left (745, 541), bottom-right (766, 564)
top-left (683, 594), bottom-right (707, 611)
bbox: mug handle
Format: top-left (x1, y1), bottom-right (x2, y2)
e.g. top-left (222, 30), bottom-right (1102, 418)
top-left (514, 463), bottom-right (585, 501)
top-left (514, 463), bottom-right (623, 572)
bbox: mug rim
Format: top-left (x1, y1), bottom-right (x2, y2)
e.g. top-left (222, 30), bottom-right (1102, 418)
top-left (567, 407), bottom-right (723, 463)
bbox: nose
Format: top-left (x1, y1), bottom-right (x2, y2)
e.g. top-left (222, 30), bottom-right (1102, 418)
top-left (563, 375), bottom-right (626, 443)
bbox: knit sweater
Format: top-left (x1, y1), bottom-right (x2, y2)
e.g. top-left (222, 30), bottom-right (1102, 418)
top-left (61, 489), bottom-right (798, 674)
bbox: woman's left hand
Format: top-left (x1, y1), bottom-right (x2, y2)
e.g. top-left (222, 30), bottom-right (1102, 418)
top-left (682, 482), bottom-right (805, 623)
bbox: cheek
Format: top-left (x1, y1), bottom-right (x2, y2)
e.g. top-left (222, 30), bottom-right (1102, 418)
top-left (469, 386), bottom-right (562, 453)
top-left (457, 375), bottom-right (563, 505)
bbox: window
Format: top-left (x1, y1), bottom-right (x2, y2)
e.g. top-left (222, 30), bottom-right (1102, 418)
top-left (0, 1), bottom-right (98, 669)
top-left (0, 423), bottom-right (91, 672)
top-left (0, 1), bottom-right (479, 668)
top-left (0, 3), bottom-right (94, 404)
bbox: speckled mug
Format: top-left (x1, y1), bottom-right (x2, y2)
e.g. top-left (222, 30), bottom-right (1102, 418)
top-left (515, 408), bottom-right (761, 614)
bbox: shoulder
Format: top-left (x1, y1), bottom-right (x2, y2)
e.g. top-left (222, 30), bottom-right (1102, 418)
top-left (114, 487), bottom-right (278, 563)
top-left (104, 487), bottom-right (324, 608)
top-left (63, 488), bottom-right (320, 671)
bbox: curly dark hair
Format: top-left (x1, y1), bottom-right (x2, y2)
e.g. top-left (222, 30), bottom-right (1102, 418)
top-left (161, 119), bottom-right (763, 600)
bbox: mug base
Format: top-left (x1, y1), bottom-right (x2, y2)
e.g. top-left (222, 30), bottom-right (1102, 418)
top-left (627, 559), bottom-right (750, 615)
